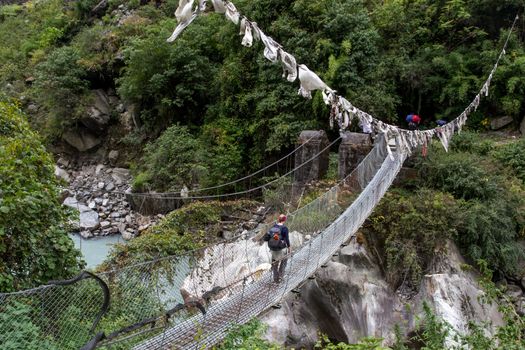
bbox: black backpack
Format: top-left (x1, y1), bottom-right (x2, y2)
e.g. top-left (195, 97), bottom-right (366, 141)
top-left (264, 225), bottom-right (287, 250)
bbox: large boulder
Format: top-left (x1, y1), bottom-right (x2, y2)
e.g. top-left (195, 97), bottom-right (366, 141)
top-left (108, 150), bottom-right (119, 165)
top-left (119, 103), bottom-right (139, 132)
top-left (490, 116), bottom-right (513, 130)
top-left (80, 90), bottom-right (111, 134)
top-left (261, 240), bottom-right (503, 348)
top-left (54, 165), bottom-right (70, 183)
top-left (261, 240), bottom-right (397, 347)
top-left (63, 197), bottom-right (100, 232)
top-left (62, 128), bottom-right (101, 152)
top-left (112, 168), bottom-right (131, 183)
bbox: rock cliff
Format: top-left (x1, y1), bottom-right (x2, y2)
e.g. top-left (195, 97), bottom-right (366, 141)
top-left (261, 239), bottom-right (503, 348)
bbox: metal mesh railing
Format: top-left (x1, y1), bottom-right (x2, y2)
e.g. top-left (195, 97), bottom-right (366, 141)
top-left (131, 135), bottom-right (405, 349)
top-left (0, 135), bottom-right (404, 350)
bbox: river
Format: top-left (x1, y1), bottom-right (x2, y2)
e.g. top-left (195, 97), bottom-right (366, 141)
top-left (70, 234), bottom-right (125, 269)
top-left (69, 234), bottom-right (191, 306)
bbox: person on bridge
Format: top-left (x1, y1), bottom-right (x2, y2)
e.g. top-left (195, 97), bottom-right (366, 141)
top-left (264, 214), bottom-right (291, 283)
top-left (406, 113), bottom-right (421, 130)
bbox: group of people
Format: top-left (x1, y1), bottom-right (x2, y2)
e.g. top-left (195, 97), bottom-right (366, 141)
top-left (406, 113), bottom-right (448, 130)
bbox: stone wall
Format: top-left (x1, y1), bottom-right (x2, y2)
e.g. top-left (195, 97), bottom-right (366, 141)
top-left (294, 130), bottom-right (330, 184)
top-left (338, 132), bottom-right (373, 180)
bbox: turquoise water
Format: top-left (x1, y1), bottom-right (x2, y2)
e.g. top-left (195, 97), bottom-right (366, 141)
top-left (69, 234), bottom-right (191, 306)
top-left (70, 234), bottom-right (124, 269)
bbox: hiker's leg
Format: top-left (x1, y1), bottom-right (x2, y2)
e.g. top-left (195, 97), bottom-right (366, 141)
top-left (279, 257), bottom-right (287, 278)
top-left (271, 258), bottom-right (279, 281)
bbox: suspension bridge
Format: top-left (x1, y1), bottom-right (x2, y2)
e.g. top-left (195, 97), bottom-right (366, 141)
top-left (0, 1), bottom-right (518, 349)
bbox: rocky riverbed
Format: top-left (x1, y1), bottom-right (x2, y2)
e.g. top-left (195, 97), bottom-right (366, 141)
top-left (55, 158), bottom-right (160, 239)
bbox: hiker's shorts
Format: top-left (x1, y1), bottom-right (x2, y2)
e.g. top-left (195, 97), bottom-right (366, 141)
top-left (271, 249), bottom-right (286, 261)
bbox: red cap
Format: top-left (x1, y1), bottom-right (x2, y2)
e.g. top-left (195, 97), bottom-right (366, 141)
top-left (278, 214), bottom-right (287, 222)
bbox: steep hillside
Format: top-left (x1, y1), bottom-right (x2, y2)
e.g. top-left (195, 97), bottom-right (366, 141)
top-left (0, 0), bottom-right (524, 192)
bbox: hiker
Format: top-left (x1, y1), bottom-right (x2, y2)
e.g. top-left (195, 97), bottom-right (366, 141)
top-left (436, 119), bottom-right (447, 127)
top-left (406, 113), bottom-right (421, 130)
top-left (264, 214), bottom-right (290, 283)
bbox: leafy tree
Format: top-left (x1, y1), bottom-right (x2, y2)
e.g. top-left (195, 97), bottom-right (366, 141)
top-left (133, 124), bottom-right (207, 191)
top-left (117, 17), bottom-right (221, 133)
top-left (493, 138), bottom-right (525, 183)
top-left (0, 101), bottom-right (83, 292)
top-left (457, 198), bottom-right (524, 276)
top-left (33, 46), bottom-right (90, 137)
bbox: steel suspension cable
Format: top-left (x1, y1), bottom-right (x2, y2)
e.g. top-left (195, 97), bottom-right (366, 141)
top-left (115, 136), bottom-right (341, 200)
top-left (127, 136), bottom-right (315, 196)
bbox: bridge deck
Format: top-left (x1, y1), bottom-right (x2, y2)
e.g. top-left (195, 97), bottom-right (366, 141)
top-left (133, 147), bottom-right (405, 350)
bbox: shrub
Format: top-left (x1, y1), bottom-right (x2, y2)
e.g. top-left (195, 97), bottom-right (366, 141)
top-left (101, 200), bottom-right (257, 267)
top-left (33, 46), bottom-right (90, 137)
top-left (407, 303), bottom-right (451, 350)
top-left (315, 335), bottom-right (390, 350)
top-left (0, 301), bottom-right (58, 350)
top-left (217, 319), bottom-right (279, 350)
top-left (416, 150), bottom-right (501, 200)
top-left (0, 101), bottom-right (83, 292)
top-left (0, 0), bottom-right (70, 85)
top-left (133, 124), bottom-right (207, 192)
top-left (492, 138), bottom-right (525, 183)
top-left (366, 189), bottom-right (460, 290)
top-left (449, 131), bottom-right (494, 155)
top-left (457, 199), bottom-right (524, 276)
top-left (414, 144), bottom-right (525, 276)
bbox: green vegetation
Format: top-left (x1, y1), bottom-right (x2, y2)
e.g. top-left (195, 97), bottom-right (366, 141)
top-left (33, 46), bottom-right (90, 137)
top-left (367, 133), bottom-right (525, 291)
top-left (101, 199), bottom-right (257, 268)
top-left (1, 0), bottom-right (523, 191)
top-left (418, 138), bottom-right (525, 274)
top-left (0, 301), bottom-right (57, 350)
top-left (493, 138), bottom-right (525, 183)
top-left (132, 124), bottom-right (207, 191)
top-left (0, 101), bottom-right (83, 292)
top-left (367, 189), bottom-right (459, 290)
top-left (316, 335), bottom-right (390, 349)
top-left (1, 0), bottom-right (524, 348)
top-left (215, 319), bottom-right (279, 350)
